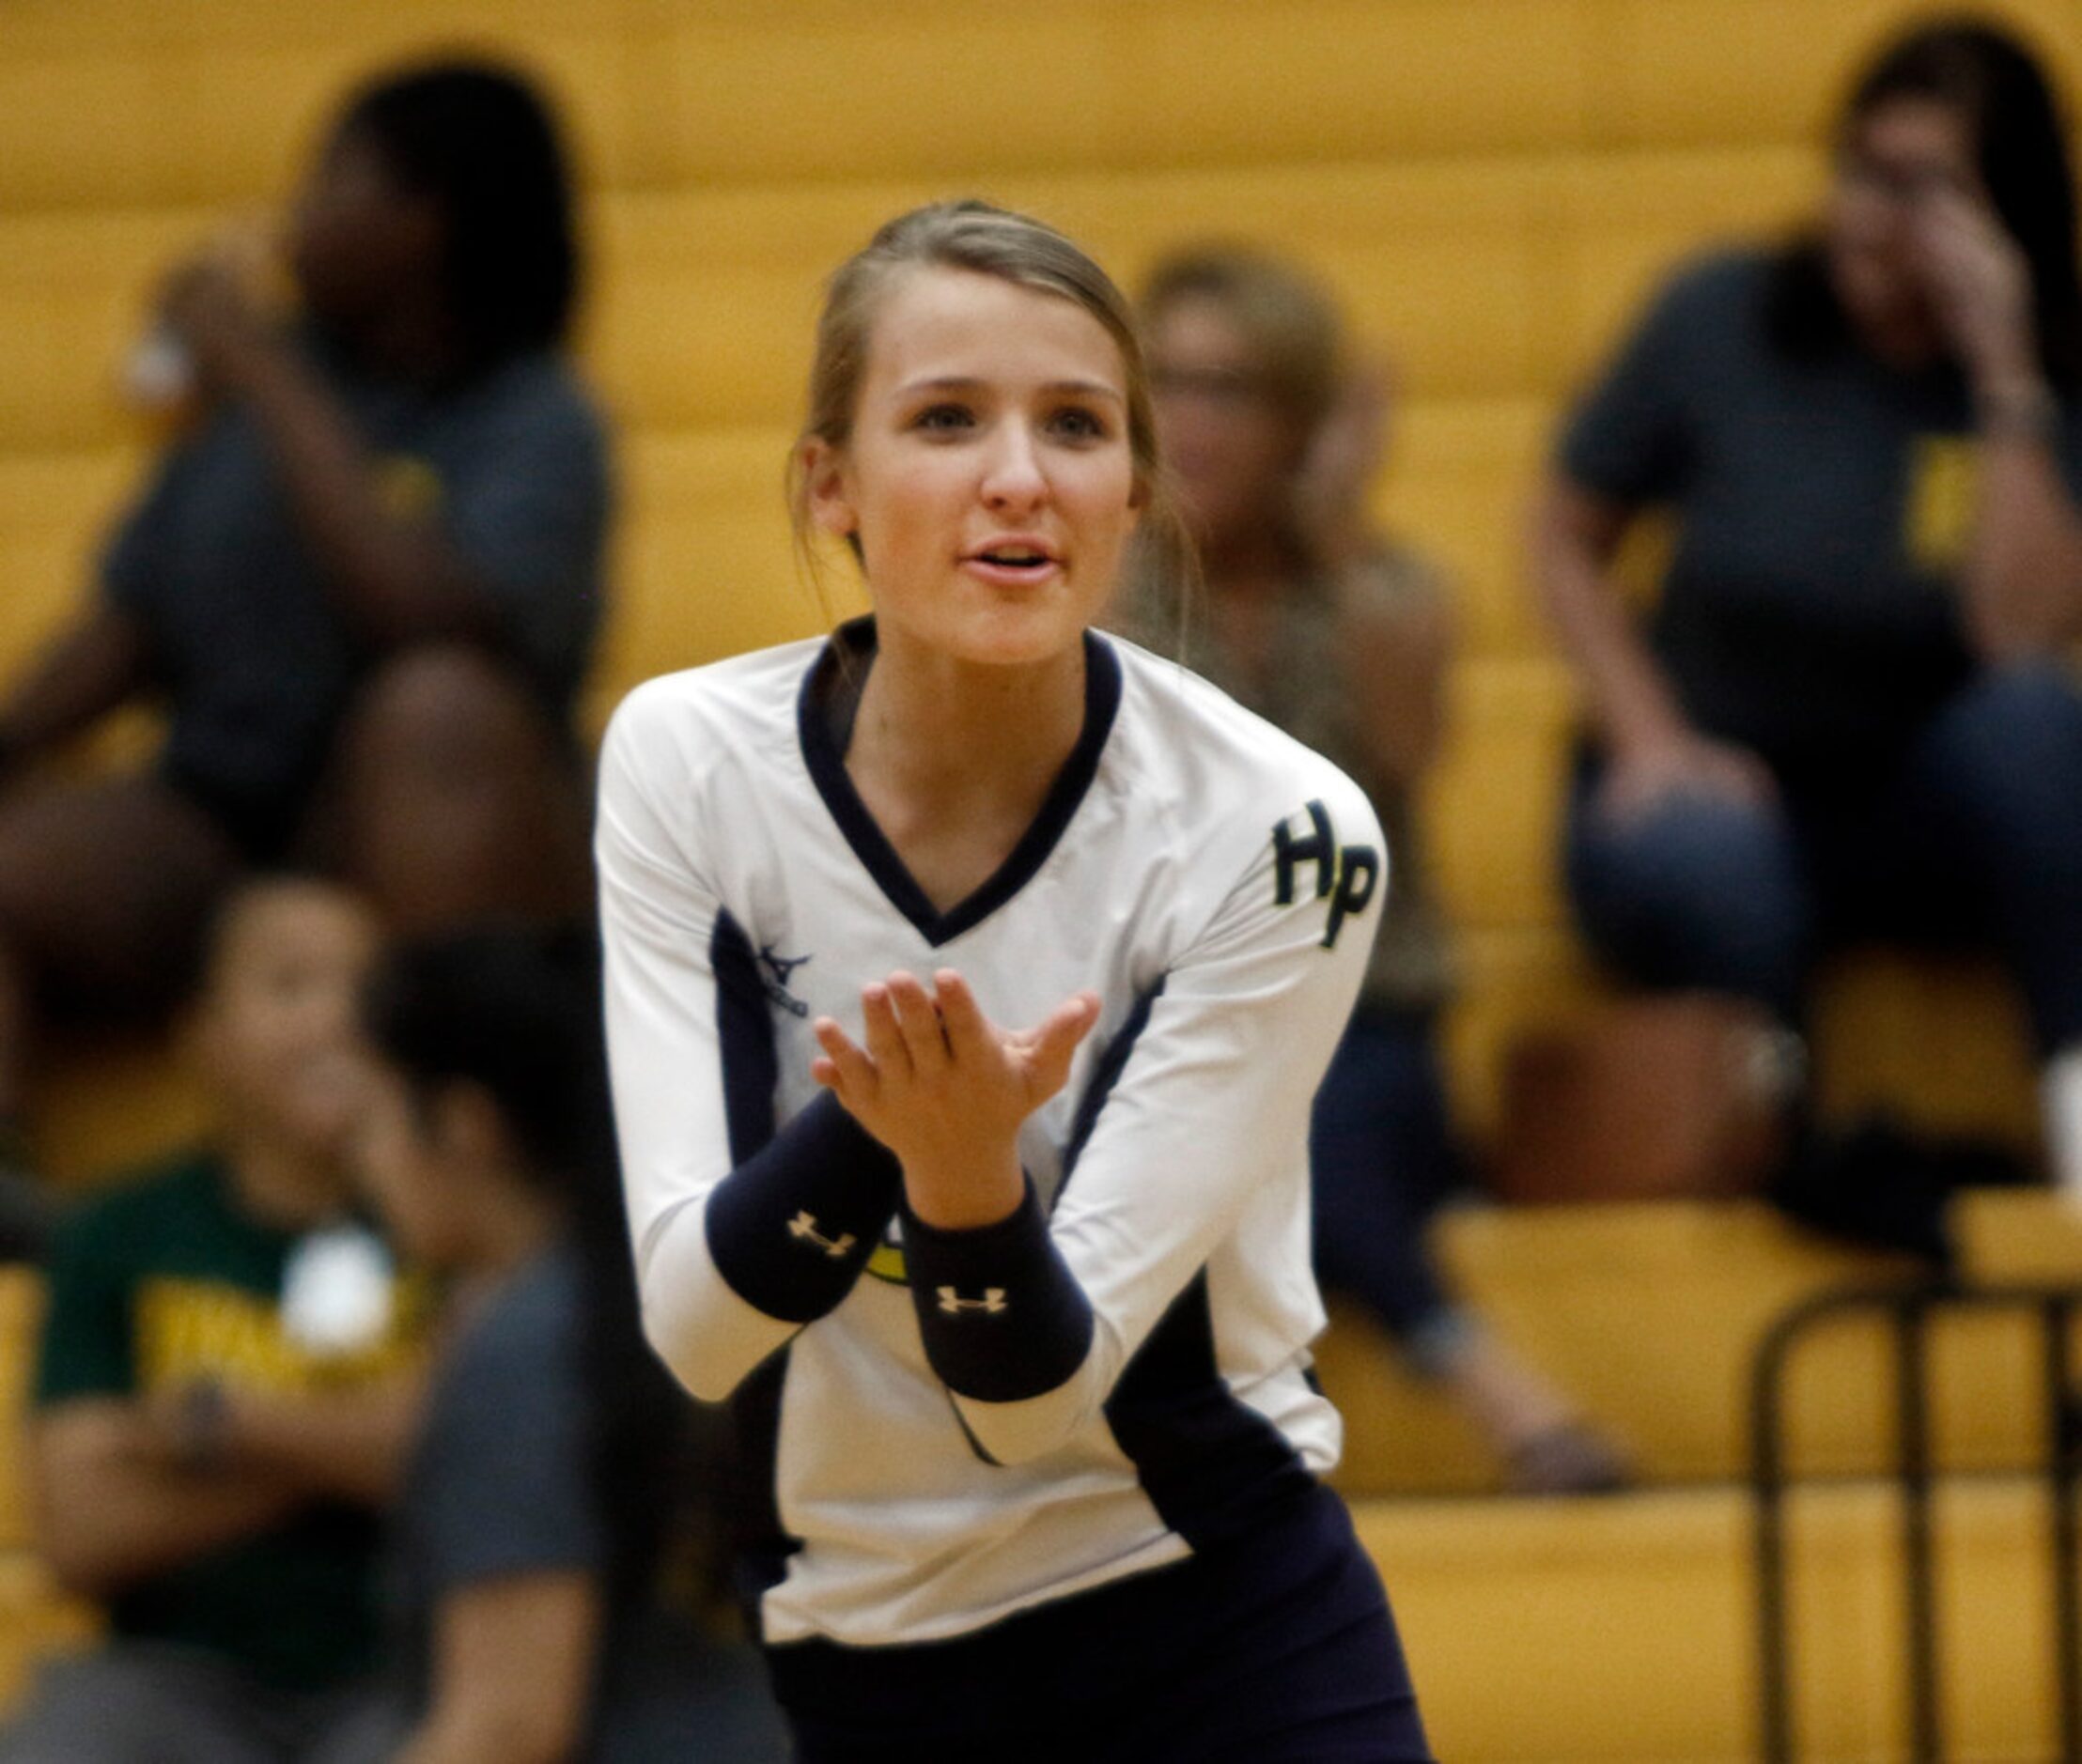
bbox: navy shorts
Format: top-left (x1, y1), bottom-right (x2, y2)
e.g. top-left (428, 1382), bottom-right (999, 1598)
top-left (768, 1482), bottom-right (1432, 1763)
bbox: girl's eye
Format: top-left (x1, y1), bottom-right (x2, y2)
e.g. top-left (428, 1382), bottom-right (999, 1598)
top-left (1049, 407), bottom-right (1107, 441)
top-left (913, 403), bottom-right (973, 433)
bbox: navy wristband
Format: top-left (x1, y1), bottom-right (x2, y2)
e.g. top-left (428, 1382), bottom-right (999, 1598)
top-left (705, 1091), bottom-right (903, 1324)
top-left (904, 1179), bottom-right (1094, 1404)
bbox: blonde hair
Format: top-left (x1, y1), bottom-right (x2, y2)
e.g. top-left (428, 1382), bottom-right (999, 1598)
top-left (787, 199), bottom-right (1195, 601)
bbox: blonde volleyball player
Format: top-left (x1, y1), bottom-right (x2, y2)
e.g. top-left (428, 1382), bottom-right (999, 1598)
top-left (597, 200), bottom-right (1431, 1762)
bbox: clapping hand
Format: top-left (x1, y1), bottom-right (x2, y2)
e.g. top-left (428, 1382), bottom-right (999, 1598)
top-left (813, 971), bottom-right (1098, 1229)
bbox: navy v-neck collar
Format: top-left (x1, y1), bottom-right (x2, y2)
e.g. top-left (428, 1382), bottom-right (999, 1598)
top-left (797, 617), bottom-right (1124, 948)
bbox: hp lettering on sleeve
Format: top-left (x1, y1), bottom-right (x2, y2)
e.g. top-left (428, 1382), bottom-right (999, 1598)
top-left (1272, 798), bottom-right (1379, 950)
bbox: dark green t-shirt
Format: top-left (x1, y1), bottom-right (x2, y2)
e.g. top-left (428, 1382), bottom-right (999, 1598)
top-left (36, 1151), bottom-right (424, 1691)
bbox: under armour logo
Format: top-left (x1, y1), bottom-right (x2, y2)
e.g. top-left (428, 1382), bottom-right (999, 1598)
top-left (936, 1286), bottom-right (1008, 1316)
top-left (787, 1212), bottom-right (855, 1260)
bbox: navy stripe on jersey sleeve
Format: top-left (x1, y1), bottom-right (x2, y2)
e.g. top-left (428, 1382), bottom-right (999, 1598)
top-left (704, 1091), bottom-right (903, 1324)
top-left (903, 1181), bottom-right (1093, 1404)
top-left (702, 911), bottom-right (901, 1325)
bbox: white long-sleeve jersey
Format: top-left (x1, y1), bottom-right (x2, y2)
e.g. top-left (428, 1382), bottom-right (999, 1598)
top-left (597, 619), bottom-right (1385, 1649)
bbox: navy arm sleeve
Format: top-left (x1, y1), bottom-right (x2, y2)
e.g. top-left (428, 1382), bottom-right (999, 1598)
top-left (901, 1179), bottom-right (1094, 1406)
top-left (598, 684), bottom-right (901, 1401)
top-left (705, 1090), bottom-right (902, 1324)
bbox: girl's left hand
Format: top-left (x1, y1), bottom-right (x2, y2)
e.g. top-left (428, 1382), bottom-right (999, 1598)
top-left (812, 970), bottom-right (1098, 1229)
top-left (1914, 185), bottom-right (2038, 386)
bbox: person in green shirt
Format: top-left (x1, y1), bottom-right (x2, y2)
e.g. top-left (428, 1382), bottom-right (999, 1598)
top-left (3, 876), bottom-right (427, 1763)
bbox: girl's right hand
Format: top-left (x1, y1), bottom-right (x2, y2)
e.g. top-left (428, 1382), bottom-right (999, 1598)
top-left (812, 970), bottom-right (1099, 1230)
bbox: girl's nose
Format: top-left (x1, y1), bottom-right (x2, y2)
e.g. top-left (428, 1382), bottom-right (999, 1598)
top-left (980, 423), bottom-right (1047, 510)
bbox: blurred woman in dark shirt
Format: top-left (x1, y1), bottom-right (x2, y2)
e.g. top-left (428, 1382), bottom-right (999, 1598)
top-left (1531, 17), bottom-right (2082, 1205)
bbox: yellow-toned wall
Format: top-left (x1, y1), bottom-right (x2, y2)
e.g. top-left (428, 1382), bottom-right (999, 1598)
top-left (0, 0), bottom-right (2067, 1176)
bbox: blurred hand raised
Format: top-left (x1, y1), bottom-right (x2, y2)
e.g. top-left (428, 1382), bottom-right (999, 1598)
top-left (1913, 185), bottom-right (2037, 386)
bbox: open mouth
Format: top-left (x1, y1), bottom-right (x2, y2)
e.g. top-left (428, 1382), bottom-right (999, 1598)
top-left (972, 547), bottom-right (1055, 571)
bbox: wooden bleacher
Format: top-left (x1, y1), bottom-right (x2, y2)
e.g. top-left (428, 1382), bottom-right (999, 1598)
top-left (0, 4), bottom-right (2058, 1177)
top-left (1320, 1190), bottom-right (2082, 1498)
top-left (1330, 1188), bottom-right (2082, 1761)
top-left (0, 0), bottom-right (2075, 1755)
top-left (1360, 1476), bottom-right (2070, 1763)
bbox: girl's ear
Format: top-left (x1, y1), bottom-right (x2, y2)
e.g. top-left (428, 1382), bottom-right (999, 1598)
top-left (801, 438), bottom-right (857, 538)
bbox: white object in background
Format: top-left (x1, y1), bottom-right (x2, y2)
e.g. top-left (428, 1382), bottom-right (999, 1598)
top-left (121, 218), bottom-right (285, 413)
top-left (123, 324), bottom-right (196, 412)
top-left (281, 1223), bottom-right (396, 1358)
top-left (2050, 1044), bottom-right (2082, 1211)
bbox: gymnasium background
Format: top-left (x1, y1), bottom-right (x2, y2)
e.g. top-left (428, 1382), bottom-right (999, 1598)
top-left (1, 1), bottom-right (2078, 1757)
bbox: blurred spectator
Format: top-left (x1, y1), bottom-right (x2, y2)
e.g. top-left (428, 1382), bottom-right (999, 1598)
top-left (1115, 245), bottom-right (1626, 1493)
top-left (348, 925), bottom-right (786, 1763)
top-left (1531, 16), bottom-right (2082, 1213)
top-left (2, 876), bottom-right (427, 1763)
top-left (0, 58), bottom-right (610, 1235)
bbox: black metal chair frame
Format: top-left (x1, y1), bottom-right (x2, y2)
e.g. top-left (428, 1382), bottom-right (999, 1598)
top-left (1751, 1279), bottom-right (2082, 1764)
